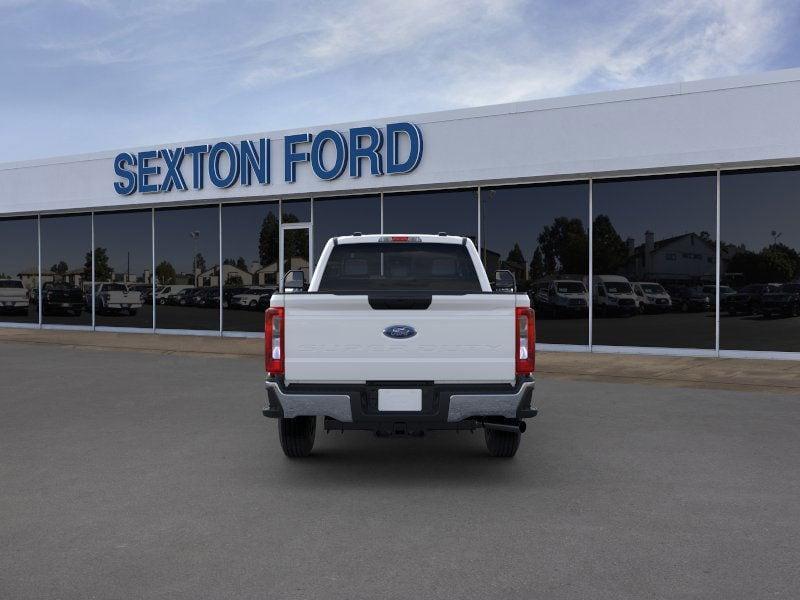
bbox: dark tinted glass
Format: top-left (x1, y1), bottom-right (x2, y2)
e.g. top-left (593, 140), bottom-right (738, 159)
top-left (221, 202), bottom-right (278, 332)
top-left (282, 199), bottom-right (311, 223)
top-left (592, 174), bottom-right (717, 349)
top-left (93, 210), bottom-right (152, 329)
top-left (318, 243), bottom-right (481, 292)
top-left (482, 183), bottom-right (589, 345)
top-left (384, 189), bottom-right (477, 240)
top-left (40, 214), bottom-right (91, 325)
top-left (0, 217), bottom-right (38, 323)
top-left (313, 195), bottom-right (381, 265)
top-left (155, 205), bottom-right (219, 331)
top-left (721, 168), bottom-right (800, 351)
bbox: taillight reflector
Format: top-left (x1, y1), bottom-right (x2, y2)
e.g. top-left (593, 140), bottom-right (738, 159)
top-left (515, 306), bottom-right (535, 375)
top-left (265, 307), bottom-right (285, 375)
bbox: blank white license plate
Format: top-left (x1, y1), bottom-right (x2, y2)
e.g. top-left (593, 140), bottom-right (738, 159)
top-left (378, 389), bottom-right (422, 412)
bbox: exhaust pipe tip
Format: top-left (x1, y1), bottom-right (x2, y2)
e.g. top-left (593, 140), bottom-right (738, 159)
top-left (483, 420), bottom-right (526, 434)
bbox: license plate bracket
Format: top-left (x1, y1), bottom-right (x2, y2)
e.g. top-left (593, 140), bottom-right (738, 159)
top-left (378, 389), bottom-right (422, 412)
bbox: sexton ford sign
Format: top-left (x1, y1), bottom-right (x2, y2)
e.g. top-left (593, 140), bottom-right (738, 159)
top-left (112, 122), bottom-right (423, 195)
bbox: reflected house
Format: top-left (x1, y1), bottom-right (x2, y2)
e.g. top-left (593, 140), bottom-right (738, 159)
top-left (196, 264), bottom-right (254, 287)
top-left (252, 257), bottom-right (308, 287)
top-left (625, 231), bottom-right (720, 284)
top-left (17, 268), bottom-right (52, 290)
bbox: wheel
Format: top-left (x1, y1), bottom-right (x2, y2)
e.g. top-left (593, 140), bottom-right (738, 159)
top-left (158, 298), bottom-right (166, 305)
top-left (278, 416), bottom-right (316, 457)
top-left (249, 299), bottom-right (257, 308)
top-left (484, 427), bottom-right (521, 458)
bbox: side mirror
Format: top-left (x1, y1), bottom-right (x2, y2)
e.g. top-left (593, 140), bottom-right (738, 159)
top-left (283, 269), bottom-right (306, 292)
top-left (493, 269), bottom-right (516, 293)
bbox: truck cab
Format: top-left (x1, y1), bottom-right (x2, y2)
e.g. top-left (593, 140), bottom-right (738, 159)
top-left (591, 275), bottom-right (638, 316)
top-left (262, 234), bottom-right (537, 458)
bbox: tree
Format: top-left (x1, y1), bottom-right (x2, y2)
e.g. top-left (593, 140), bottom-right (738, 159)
top-left (236, 256), bottom-right (248, 271)
top-left (528, 246), bottom-right (546, 281)
top-left (223, 258), bottom-right (236, 266)
top-left (258, 213), bottom-right (279, 267)
top-left (156, 261), bottom-right (177, 285)
top-left (592, 215), bottom-right (628, 274)
top-left (84, 247), bottom-right (113, 282)
top-left (50, 261), bottom-right (68, 275)
top-left (194, 253), bottom-right (206, 273)
top-left (226, 274), bottom-right (244, 287)
top-left (537, 216), bottom-right (589, 275)
top-left (505, 243), bottom-right (525, 266)
top-left (727, 243), bottom-right (800, 285)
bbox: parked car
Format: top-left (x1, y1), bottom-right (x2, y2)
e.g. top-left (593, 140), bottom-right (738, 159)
top-left (127, 284), bottom-right (157, 305)
top-left (531, 279), bottom-right (588, 317)
top-left (256, 291), bottom-right (274, 312)
top-left (40, 282), bottom-right (84, 316)
top-left (169, 287), bottom-right (198, 306)
top-left (156, 285), bottom-right (194, 305)
top-left (758, 283), bottom-right (800, 318)
top-left (222, 286), bottom-right (249, 309)
top-left (667, 286), bottom-right (711, 312)
top-left (589, 275), bottom-right (638, 316)
top-left (90, 283), bottom-right (143, 315)
top-left (232, 287), bottom-right (273, 310)
top-left (0, 279), bottom-right (30, 315)
top-left (726, 283), bottom-right (781, 316)
top-left (632, 282), bottom-right (672, 313)
top-left (702, 285), bottom-right (736, 306)
top-left (190, 287), bottom-right (220, 308)
top-left (262, 234), bottom-right (537, 458)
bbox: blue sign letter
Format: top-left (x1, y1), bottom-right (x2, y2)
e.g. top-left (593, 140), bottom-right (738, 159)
top-left (386, 122), bottom-right (423, 175)
top-left (184, 145), bottom-right (210, 190)
top-left (137, 150), bottom-right (160, 193)
top-left (311, 130), bottom-right (347, 181)
top-left (284, 133), bottom-right (311, 183)
top-left (159, 148), bottom-right (187, 192)
top-left (208, 142), bottom-right (240, 188)
top-left (113, 152), bottom-right (137, 195)
top-left (349, 127), bottom-right (383, 177)
top-left (240, 139), bottom-right (269, 186)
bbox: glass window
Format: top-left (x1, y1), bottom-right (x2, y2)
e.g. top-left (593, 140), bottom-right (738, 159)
top-left (318, 242), bottom-right (481, 292)
top-left (592, 173), bottom-right (717, 349)
top-left (313, 195), bottom-right (381, 265)
top-left (384, 189), bottom-right (477, 240)
top-left (93, 210), bottom-right (152, 329)
top-left (155, 205), bottom-right (219, 331)
top-left (0, 217), bottom-right (38, 324)
top-left (40, 214), bottom-right (92, 326)
top-left (221, 202), bottom-right (278, 332)
top-left (481, 183), bottom-right (589, 345)
top-left (282, 199), bottom-right (311, 223)
top-left (721, 167), bottom-right (800, 352)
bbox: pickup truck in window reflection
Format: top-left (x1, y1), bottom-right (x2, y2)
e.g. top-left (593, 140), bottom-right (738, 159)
top-left (262, 234), bottom-right (537, 459)
top-left (38, 282), bottom-right (85, 316)
top-left (0, 279), bottom-right (30, 315)
top-left (758, 283), bottom-right (800, 318)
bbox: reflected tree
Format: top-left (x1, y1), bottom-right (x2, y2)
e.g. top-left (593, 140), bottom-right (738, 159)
top-left (537, 216), bottom-right (589, 274)
top-left (258, 213), bottom-right (279, 267)
top-left (51, 261), bottom-right (68, 275)
top-left (84, 247), bottom-right (112, 282)
top-left (156, 261), bottom-right (177, 284)
top-left (592, 214), bottom-right (628, 274)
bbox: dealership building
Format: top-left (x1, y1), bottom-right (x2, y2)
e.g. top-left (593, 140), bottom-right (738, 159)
top-left (1, 68), bottom-right (800, 359)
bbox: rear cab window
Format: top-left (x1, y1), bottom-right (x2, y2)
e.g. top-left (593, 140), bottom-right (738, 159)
top-left (318, 242), bottom-right (482, 293)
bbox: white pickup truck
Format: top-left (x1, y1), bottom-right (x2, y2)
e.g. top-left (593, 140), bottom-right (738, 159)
top-left (263, 234), bottom-right (537, 458)
top-left (0, 279), bottom-right (30, 315)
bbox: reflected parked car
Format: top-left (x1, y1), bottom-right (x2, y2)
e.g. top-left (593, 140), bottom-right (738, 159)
top-left (90, 283), bottom-right (143, 315)
top-left (256, 291), bottom-right (274, 312)
top-left (190, 287), bottom-right (220, 308)
top-left (222, 286), bottom-right (249, 309)
top-left (231, 287), bottom-right (273, 310)
top-left (531, 280), bottom-right (588, 317)
top-left (759, 283), bottom-right (800, 318)
top-left (702, 285), bottom-right (736, 306)
top-left (169, 287), bottom-right (198, 306)
top-left (726, 283), bottom-right (781, 316)
top-left (590, 275), bottom-right (638, 316)
top-left (667, 286), bottom-right (711, 312)
top-left (156, 285), bottom-right (194, 305)
top-left (0, 279), bottom-right (30, 315)
top-left (632, 282), bottom-right (672, 313)
top-left (40, 282), bottom-right (84, 316)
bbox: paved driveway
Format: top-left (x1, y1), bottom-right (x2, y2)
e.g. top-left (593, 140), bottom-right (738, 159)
top-left (1, 342), bottom-right (798, 599)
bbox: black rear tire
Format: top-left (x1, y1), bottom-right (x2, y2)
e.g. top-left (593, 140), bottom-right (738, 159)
top-left (484, 428), bottom-right (521, 458)
top-left (278, 416), bottom-right (316, 457)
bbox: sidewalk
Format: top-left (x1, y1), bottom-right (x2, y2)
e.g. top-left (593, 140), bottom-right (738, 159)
top-left (1, 328), bottom-right (798, 394)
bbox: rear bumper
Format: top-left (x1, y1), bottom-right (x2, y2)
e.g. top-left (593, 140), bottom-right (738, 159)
top-left (263, 376), bottom-right (536, 425)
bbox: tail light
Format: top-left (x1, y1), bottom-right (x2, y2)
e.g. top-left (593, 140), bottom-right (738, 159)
top-left (265, 307), bottom-right (285, 375)
top-left (515, 306), bottom-right (535, 375)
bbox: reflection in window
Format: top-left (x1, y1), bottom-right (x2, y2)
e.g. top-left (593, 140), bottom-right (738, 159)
top-left (481, 183), bottom-right (589, 345)
top-left (221, 202), bottom-right (278, 332)
top-left (313, 195), bottom-right (381, 265)
top-left (282, 199), bottom-right (311, 223)
top-left (721, 168), bottom-right (800, 352)
top-left (384, 189), bottom-right (477, 240)
top-left (155, 206), bottom-right (219, 331)
top-left (0, 217), bottom-right (39, 324)
top-left (40, 214), bottom-right (92, 326)
top-left (592, 174), bottom-right (717, 349)
top-left (93, 210), bottom-right (153, 329)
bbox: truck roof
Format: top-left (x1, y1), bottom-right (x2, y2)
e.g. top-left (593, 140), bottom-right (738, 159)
top-left (334, 233), bottom-right (468, 245)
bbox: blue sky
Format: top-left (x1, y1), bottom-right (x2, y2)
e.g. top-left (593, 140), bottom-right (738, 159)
top-left (1, 0), bottom-right (799, 162)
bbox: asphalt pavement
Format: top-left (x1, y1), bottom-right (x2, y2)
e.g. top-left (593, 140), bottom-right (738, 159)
top-left (1, 341), bottom-right (799, 599)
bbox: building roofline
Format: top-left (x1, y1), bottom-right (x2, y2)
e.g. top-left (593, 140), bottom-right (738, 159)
top-left (3, 67), bottom-right (800, 171)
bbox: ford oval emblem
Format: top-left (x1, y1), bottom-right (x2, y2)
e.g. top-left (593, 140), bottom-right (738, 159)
top-left (383, 325), bottom-right (417, 339)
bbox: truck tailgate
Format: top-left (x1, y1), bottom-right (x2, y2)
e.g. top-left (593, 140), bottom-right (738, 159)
top-left (283, 293), bottom-right (517, 384)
